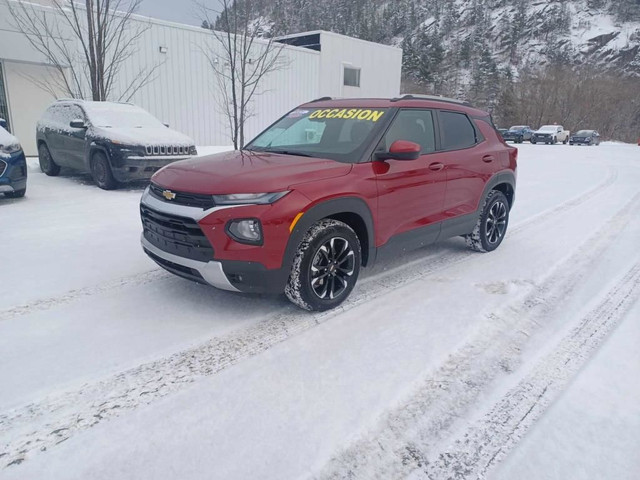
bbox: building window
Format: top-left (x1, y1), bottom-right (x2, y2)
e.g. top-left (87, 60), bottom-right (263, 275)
top-left (0, 62), bottom-right (10, 132)
top-left (343, 66), bottom-right (361, 87)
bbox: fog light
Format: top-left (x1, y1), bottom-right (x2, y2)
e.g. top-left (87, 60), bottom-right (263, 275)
top-left (227, 219), bottom-right (263, 245)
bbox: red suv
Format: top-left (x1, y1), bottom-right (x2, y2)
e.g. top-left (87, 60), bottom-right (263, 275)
top-left (140, 95), bottom-right (517, 310)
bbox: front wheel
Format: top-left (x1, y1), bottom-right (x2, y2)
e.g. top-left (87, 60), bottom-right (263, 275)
top-left (465, 190), bottom-right (510, 253)
top-left (285, 219), bottom-right (361, 311)
top-left (531, 139), bottom-right (536, 144)
top-left (562, 137), bottom-right (568, 144)
top-left (91, 151), bottom-right (117, 190)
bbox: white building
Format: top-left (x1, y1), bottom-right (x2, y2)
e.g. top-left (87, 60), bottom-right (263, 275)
top-left (0, 1), bottom-right (402, 155)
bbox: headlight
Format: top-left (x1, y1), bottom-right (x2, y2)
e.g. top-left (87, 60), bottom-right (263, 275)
top-left (212, 191), bottom-right (289, 205)
top-left (1, 143), bottom-right (21, 154)
top-left (226, 219), bottom-right (263, 245)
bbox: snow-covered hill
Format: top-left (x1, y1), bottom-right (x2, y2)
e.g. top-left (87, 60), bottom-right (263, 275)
top-left (250, 0), bottom-right (640, 87)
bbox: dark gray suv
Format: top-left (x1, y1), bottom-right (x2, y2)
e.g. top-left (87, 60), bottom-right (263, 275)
top-left (36, 100), bottom-right (197, 189)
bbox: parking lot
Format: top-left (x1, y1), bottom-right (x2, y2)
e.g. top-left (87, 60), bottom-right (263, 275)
top-left (1, 143), bottom-right (639, 479)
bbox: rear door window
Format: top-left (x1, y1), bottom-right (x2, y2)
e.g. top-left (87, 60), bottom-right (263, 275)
top-left (439, 111), bottom-right (477, 150)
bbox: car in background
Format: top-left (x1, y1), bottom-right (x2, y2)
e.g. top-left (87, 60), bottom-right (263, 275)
top-left (0, 121), bottom-right (27, 198)
top-left (531, 125), bottom-right (570, 145)
top-left (569, 130), bottom-right (600, 146)
top-left (140, 95), bottom-right (517, 311)
top-left (497, 128), bottom-right (508, 138)
top-left (36, 100), bottom-right (197, 190)
top-left (502, 125), bottom-right (534, 143)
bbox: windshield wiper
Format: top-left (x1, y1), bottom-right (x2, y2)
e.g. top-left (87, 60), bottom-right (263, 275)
top-left (251, 148), bottom-right (314, 157)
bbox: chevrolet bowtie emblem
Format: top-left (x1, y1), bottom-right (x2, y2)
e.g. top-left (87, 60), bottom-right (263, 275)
top-left (162, 190), bottom-right (176, 201)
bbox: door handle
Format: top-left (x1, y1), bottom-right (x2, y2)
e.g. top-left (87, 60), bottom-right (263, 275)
top-left (482, 155), bottom-right (495, 163)
top-left (428, 162), bottom-right (444, 171)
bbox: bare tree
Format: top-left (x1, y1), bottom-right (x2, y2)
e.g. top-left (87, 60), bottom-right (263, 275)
top-left (6, 0), bottom-right (160, 101)
top-left (199, 0), bottom-right (288, 149)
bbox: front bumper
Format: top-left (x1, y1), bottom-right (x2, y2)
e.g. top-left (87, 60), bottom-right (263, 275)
top-left (111, 155), bottom-right (192, 183)
top-left (0, 151), bottom-right (28, 192)
top-left (570, 138), bottom-right (591, 145)
top-left (141, 235), bottom-right (239, 291)
top-left (139, 186), bottom-right (298, 294)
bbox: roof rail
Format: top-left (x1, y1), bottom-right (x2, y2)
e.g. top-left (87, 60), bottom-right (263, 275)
top-left (56, 98), bottom-right (84, 102)
top-left (309, 96), bottom-right (332, 103)
top-left (391, 94), bottom-right (472, 106)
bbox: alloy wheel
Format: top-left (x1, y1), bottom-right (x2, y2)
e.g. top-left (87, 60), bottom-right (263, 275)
top-left (486, 200), bottom-right (508, 244)
top-left (309, 237), bottom-right (355, 300)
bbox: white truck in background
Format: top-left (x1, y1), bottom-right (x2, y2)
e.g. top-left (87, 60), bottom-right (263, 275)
top-left (531, 125), bottom-right (570, 144)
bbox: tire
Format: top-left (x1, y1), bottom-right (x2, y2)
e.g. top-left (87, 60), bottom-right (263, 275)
top-left (517, 136), bottom-right (523, 144)
top-left (285, 219), bottom-right (361, 311)
top-left (531, 139), bottom-right (536, 144)
top-left (4, 187), bottom-right (26, 198)
top-left (562, 137), bottom-right (568, 144)
top-left (552, 137), bottom-right (557, 144)
top-left (465, 190), bottom-right (510, 253)
top-left (91, 151), bottom-right (117, 190)
top-left (38, 143), bottom-right (61, 176)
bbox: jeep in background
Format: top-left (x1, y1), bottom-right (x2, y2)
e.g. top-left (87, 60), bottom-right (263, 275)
top-left (36, 100), bottom-right (197, 190)
top-left (140, 95), bottom-right (517, 311)
top-left (502, 125), bottom-right (534, 143)
top-left (531, 125), bottom-right (570, 144)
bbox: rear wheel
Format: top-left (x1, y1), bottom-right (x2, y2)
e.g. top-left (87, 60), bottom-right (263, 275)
top-left (562, 137), bottom-right (568, 144)
top-left (285, 219), bottom-right (361, 311)
top-left (4, 187), bottom-right (26, 198)
top-left (91, 151), bottom-right (117, 190)
top-left (465, 190), bottom-right (510, 253)
top-left (531, 138), bottom-right (537, 144)
top-left (38, 143), bottom-right (60, 176)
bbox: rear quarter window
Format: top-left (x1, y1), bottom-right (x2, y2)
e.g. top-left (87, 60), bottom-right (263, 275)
top-left (439, 111), bottom-right (478, 150)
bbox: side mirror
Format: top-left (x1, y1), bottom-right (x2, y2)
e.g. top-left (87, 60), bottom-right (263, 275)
top-left (70, 119), bottom-right (87, 129)
top-left (0, 118), bottom-right (7, 130)
top-left (376, 140), bottom-right (421, 161)
top-left (163, 123), bottom-right (170, 128)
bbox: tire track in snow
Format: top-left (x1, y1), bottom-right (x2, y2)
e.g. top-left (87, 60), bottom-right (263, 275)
top-left (0, 168), bottom-right (622, 469)
top-left (420, 262), bottom-right (640, 480)
top-left (0, 167), bottom-right (616, 322)
top-left (315, 192), bottom-right (639, 480)
top-left (0, 270), bottom-right (168, 323)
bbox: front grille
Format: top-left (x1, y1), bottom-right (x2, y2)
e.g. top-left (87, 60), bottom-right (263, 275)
top-left (149, 183), bottom-right (215, 209)
top-left (141, 204), bottom-right (214, 262)
top-left (0, 160), bottom-right (6, 177)
top-left (145, 145), bottom-right (191, 156)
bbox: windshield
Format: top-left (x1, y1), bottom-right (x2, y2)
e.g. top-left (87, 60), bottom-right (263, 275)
top-left (245, 107), bottom-right (390, 163)
top-left (509, 126), bottom-right (526, 130)
top-left (86, 104), bottom-right (165, 129)
top-left (539, 126), bottom-right (558, 132)
top-left (576, 130), bottom-right (593, 136)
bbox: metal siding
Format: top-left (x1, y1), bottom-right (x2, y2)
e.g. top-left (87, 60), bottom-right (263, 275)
top-left (1, 1), bottom-right (400, 148)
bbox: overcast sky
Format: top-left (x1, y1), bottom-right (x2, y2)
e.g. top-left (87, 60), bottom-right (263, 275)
top-left (137, 0), bottom-right (224, 26)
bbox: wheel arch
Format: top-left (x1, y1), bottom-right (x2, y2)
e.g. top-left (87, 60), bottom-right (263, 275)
top-left (86, 142), bottom-right (111, 171)
top-left (482, 172), bottom-right (516, 211)
top-left (286, 197), bottom-right (375, 269)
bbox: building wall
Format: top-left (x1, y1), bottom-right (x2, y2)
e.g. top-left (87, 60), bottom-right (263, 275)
top-left (113, 18), bottom-right (321, 147)
top-left (1, 1), bottom-right (400, 153)
top-left (2, 61), bottom-right (62, 155)
top-left (317, 32), bottom-right (402, 99)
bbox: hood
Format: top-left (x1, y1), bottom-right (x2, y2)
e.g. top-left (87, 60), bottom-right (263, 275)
top-left (151, 150), bottom-right (352, 194)
top-left (0, 127), bottom-right (18, 147)
top-left (91, 126), bottom-right (194, 146)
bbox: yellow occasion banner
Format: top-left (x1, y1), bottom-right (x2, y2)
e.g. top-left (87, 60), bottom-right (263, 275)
top-left (309, 108), bottom-right (385, 122)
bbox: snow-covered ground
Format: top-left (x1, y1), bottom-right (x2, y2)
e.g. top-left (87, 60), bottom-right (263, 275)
top-left (0, 143), bottom-right (638, 479)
